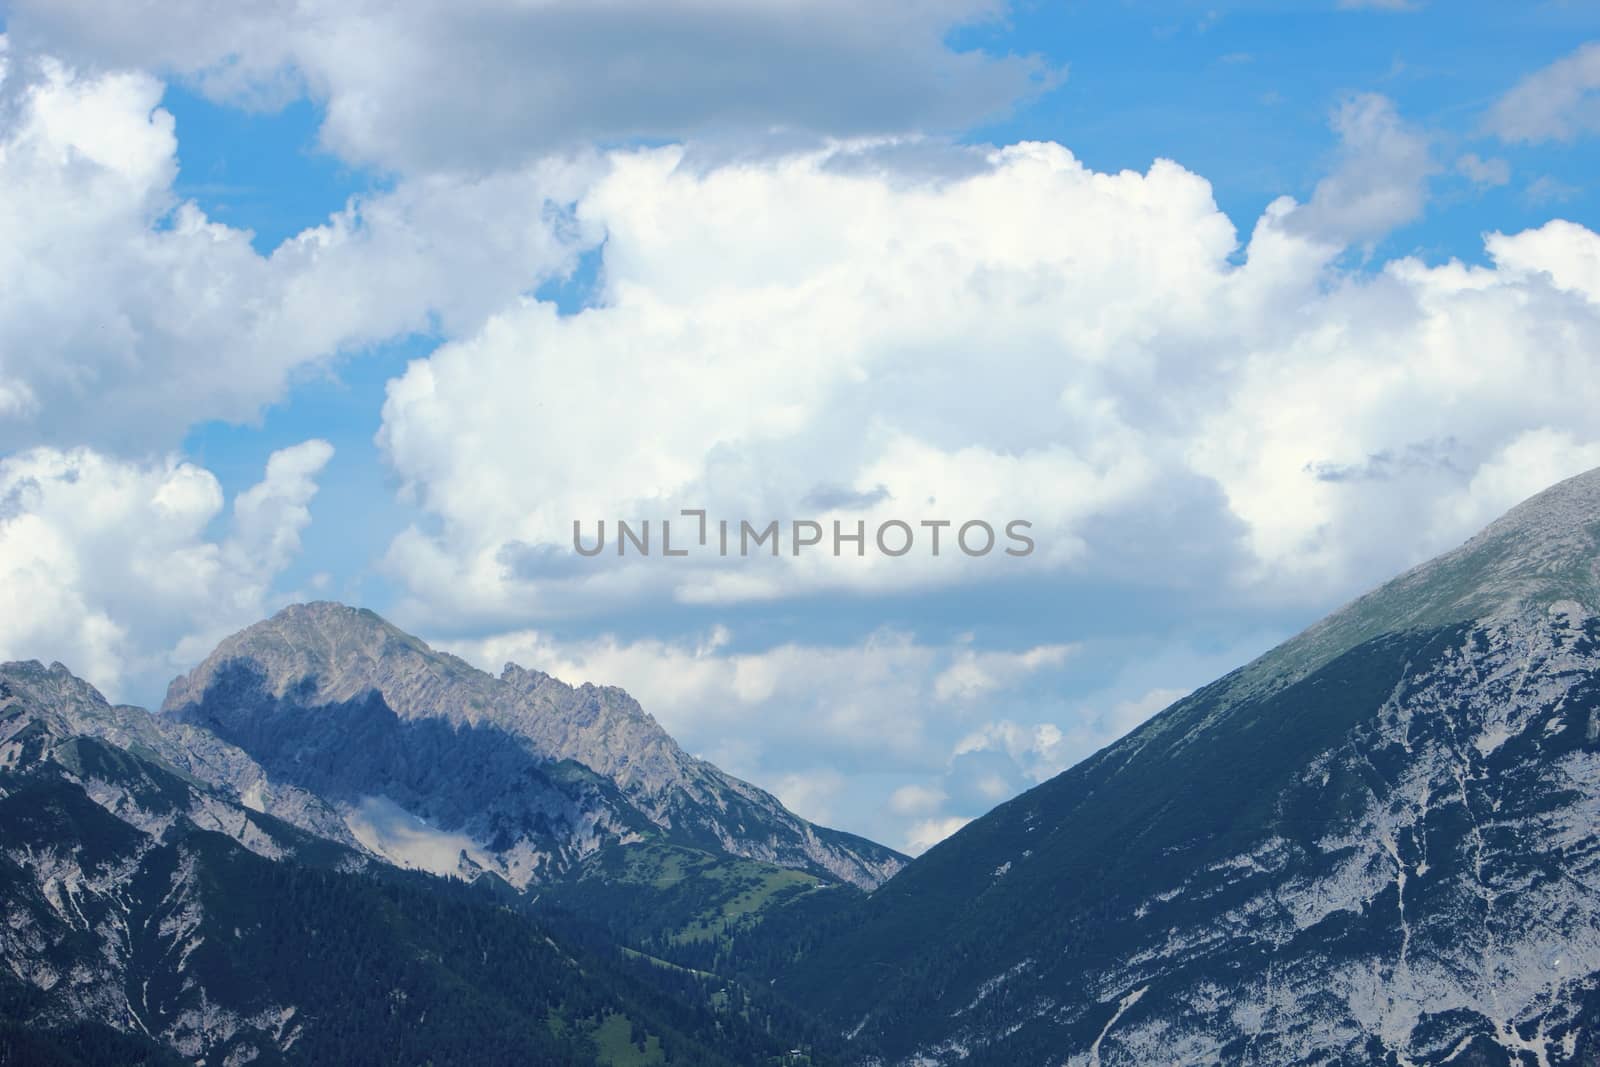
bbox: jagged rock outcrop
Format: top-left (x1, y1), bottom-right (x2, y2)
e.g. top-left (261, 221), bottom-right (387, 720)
top-left (498, 664), bottom-right (903, 887)
top-left (1, 660), bottom-right (359, 851)
top-left (0, 662), bottom-right (368, 1063)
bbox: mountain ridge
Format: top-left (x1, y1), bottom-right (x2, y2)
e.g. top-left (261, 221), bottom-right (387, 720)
top-left (1121, 466), bottom-right (1600, 763)
top-left (0, 654), bottom-right (863, 1065)
top-left (160, 601), bottom-right (904, 889)
top-left (770, 465), bottom-right (1600, 1065)
top-left (1237, 465), bottom-right (1600, 696)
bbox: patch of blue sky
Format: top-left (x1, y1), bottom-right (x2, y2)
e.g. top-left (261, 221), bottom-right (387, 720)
top-left (181, 334), bottom-right (433, 611)
top-left (533, 241), bottom-right (608, 316)
top-left (162, 86), bottom-right (383, 254)
top-left (953, 1), bottom-right (1598, 267)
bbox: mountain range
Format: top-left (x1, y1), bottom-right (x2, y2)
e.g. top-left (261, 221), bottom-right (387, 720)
top-left (5, 468), bottom-right (1600, 1064)
top-left (1, 606), bottom-right (902, 1064)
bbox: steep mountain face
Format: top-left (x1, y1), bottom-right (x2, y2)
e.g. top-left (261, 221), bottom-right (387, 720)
top-left (498, 664), bottom-right (901, 886)
top-left (1, 664), bottom-right (358, 1062)
top-left (0, 660), bottom-right (847, 1066)
top-left (1, 661), bottom-right (360, 855)
top-left (161, 603), bottom-right (903, 889)
top-left (782, 468), bottom-right (1600, 1066)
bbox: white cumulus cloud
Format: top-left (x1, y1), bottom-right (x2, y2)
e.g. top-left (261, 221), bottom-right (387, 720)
top-left (377, 134), bottom-right (1600, 628)
top-left (0, 440), bottom-right (334, 700)
top-left (0, 45), bottom-right (596, 453)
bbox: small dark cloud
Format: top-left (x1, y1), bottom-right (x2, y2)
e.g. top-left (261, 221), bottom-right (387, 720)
top-left (820, 140), bottom-right (998, 185)
top-left (801, 484), bottom-right (891, 511)
top-left (497, 539), bottom-right (595, 581)
top-left (1524, 176), bottom-right (1580, 205)
top-left (1306, 439), bottom-right (1464, 483)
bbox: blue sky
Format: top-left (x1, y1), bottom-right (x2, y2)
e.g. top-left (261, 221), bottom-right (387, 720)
top-left (2, 0), bottom-right (1598, 851)
top-left (969, 1), bottom-right (1596, 259)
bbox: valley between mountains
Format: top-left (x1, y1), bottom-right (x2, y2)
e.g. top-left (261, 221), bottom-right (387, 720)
top-left (7, 468), bottom-right (1600, 1065)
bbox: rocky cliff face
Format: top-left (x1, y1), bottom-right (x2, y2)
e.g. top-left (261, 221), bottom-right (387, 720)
top-left (160, 604), bottom-right (904, 889)
top-left (782, 467), bottom-right (1600, 1066)
top-left (497, 664), bottom-right (904, 887)
top-left (0, 663), bottom-right (365, 1063)
top-left (1066, 601), bottom-right (1600, 1066)
top-left (2, 660), bottom-right (359, 850)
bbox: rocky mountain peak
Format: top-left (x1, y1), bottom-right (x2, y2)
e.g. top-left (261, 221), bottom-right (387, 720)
top-left (0, 660), bottom-right (154, 751)
top-left (500, 662), bottom-right (560, 689)
top-left (501, 661), bottom-right (665, 729)
top-left (159, 603), bottom-right (906, 889)
top-left (1, 659), bottom-right (114, 718)
top-left (162, 600), bottom-right (500, 728)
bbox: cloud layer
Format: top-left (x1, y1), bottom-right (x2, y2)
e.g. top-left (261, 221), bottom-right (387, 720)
top-left (378, 136), bottom-right (1600, 628)
top-left (4, 0), bottom-right (1049, 172)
